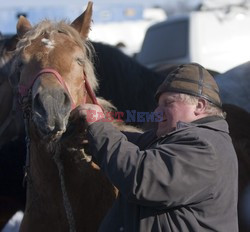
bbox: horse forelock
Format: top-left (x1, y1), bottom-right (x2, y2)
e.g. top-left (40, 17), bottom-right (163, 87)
top-left (14, 19), bottom-right (99, 92)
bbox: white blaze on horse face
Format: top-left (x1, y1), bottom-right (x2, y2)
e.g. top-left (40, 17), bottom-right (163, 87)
top-left (41, 38), bottom-right (55, 49)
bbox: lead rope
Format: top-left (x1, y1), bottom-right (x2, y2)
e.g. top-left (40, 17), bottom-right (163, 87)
top-left (53, 146), bottom-right (76, 232)
top-left (20, 90), bottom-right (41, 213)
top-left (21, 89), bottom-right (32, 187)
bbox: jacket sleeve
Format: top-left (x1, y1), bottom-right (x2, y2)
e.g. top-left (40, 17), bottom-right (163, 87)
top-left (87, 121), bottom-right (218, 209)
top-left (122, 129), bottom-right (156, 148)
top-left (121, 131), bottom-right (143, 144)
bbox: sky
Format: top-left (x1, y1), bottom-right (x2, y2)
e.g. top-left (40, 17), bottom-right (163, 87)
top-left (1, 0), bottom-right (249, 34)
top-left (0, 0), bottom-right (247, 9)
top-left (0, 0), bottom-right (168, 10)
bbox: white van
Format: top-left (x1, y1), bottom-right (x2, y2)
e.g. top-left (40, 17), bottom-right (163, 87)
top-left (136, 6), bottom-right (250, 73)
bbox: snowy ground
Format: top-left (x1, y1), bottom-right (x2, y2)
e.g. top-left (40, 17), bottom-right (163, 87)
top-left (2, 211), bottom-right (23, 232)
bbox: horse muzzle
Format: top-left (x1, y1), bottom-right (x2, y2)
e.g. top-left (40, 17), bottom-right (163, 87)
top-left (32, 87), bottom-right (71, 140)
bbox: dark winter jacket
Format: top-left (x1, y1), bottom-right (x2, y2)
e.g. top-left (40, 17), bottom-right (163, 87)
top-left (87, 117), bottom-right (239, 232)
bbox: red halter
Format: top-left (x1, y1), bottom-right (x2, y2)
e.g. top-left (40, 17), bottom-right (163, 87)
top-left (18, 68), bottom-right (100, 110)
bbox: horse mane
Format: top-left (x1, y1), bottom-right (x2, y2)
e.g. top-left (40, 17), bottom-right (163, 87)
top-left (13, 20), bottom-right (98, 92)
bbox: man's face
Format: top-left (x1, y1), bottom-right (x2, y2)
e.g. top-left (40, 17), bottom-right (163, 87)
top-left (155, 92), bottom-right (197, 136)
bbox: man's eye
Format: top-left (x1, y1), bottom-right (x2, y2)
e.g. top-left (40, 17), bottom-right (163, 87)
top-left (164, 101), bottom-right (174, 106)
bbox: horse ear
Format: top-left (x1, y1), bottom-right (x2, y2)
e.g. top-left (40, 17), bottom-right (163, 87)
top-left (71, 1), bottom-right (93, 38)
top-left (16, 16), bottom-right (32, 38)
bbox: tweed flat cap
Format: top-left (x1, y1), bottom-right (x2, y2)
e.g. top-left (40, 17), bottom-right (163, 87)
top-left (155, 63), bottom-right (222, 108)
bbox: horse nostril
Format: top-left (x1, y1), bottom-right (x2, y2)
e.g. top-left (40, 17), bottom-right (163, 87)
top-left (63, 92), bottom-right (71, 109)
top-left (33, 93), bottom-right (46, 117)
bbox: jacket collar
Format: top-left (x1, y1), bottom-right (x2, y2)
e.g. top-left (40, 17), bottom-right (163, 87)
top-left (177, 116), bottom-right (228, 133)
top-left (160, 116), bottom-right (229, 138)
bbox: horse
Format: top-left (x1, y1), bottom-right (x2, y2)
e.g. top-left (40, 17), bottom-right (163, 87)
top-left (8, 2), bottom-right (122, 231)
top-left (216, 61), bottom-right (250, 112)
top-left (0, 34), bottom-right (24, 148)
top-left (0, 136), bottom-right (26, 230)
top-left (0, 34), bottom-right (26, 230)
top-left (222, 104), bottom-right (250, 232)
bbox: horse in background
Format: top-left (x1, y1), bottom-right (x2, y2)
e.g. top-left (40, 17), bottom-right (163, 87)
top-left (0, 34), bottom-right (26, 230)
top-left (216, 61), bottom-right (250, 113)
top-left (91, 41), bottom-right (166, 114)
top-left (0, 34), bottom-right (24, 148)
top-left (222, 104), bottom-right (250, 232)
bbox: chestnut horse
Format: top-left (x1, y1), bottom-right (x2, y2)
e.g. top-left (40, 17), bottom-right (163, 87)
top-left (10, 2), bottom-right (119, 231)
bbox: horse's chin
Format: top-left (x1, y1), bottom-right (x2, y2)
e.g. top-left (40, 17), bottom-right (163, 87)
top-left (35, 123), bottom-right (66, 142)
top-left (43, 130), bottom-right (65, 142)
top-left (32, 117), bottom-right (68, 142)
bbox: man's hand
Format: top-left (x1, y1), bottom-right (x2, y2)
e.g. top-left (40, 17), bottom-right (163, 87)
top-left (70, 103), bottom-right (105, 126)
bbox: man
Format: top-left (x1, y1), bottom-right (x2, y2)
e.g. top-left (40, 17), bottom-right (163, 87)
top-left (73, 63), bottom-right (238, 231)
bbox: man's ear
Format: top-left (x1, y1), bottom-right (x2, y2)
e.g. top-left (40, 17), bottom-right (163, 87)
top-left (194, 98), bottom-right (207, 115)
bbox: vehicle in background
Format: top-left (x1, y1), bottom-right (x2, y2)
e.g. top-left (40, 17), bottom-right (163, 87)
top-left (90, 7), bottom-right (166, 55)
top-left (136, 5), bottom-right (250, 73)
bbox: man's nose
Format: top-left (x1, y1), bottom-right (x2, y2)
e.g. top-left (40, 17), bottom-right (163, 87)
top-left (154, 106), bottom-right (163, 114)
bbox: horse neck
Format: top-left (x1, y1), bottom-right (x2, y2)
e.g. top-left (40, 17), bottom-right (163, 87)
top-left (23, 119), bottom-right (116, 231)
top-left (26, 128), bottom-right (92, 201)
top-left (23, 136), bottom-right (69, 230)
top-left (27, 131), bottom-right (62, 190)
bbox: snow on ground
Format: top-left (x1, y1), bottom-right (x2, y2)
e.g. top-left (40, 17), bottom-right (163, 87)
top-left (2, 211), bottom-right (23, 232)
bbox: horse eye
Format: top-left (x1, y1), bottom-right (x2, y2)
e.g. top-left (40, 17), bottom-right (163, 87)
top-left (18, 61), bottom-right (24, 69)
top-left (76, 57), bottom-right (84, 66)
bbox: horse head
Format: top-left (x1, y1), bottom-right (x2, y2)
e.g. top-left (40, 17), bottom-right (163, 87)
top-left (12, 2), bottom-right (97, 143)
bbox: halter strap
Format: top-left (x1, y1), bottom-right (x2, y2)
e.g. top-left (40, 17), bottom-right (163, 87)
top-left (18, 68), bottom-right (100, 110)
top-left (84, 73), bottom-right (99, 105)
